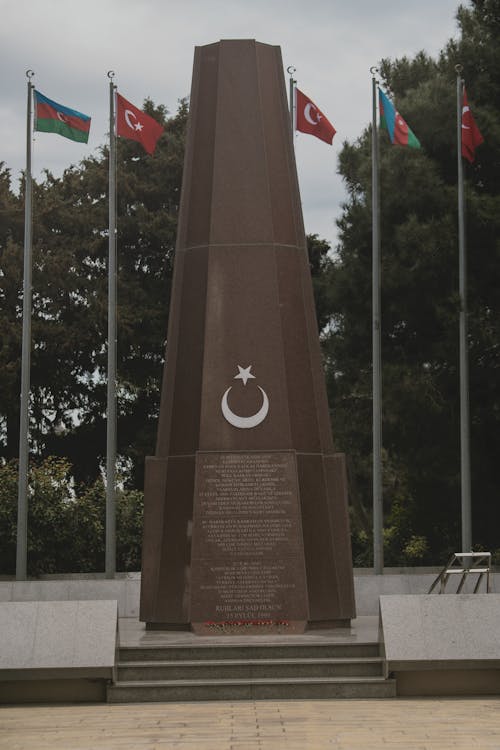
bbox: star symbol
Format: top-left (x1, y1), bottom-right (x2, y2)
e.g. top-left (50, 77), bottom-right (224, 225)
top-left (234, 365), bottom-right (256, 386)
top-left (134, 121), bottom-right (144, 131)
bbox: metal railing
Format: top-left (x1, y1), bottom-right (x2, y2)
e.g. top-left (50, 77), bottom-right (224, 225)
top-left (428, 552), bottom-right (491, 594)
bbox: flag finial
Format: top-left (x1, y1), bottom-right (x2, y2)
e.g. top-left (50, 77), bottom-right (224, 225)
top-left (25, 69), bottom-right (34, 80)
top-left (107, 70), bottom-right (115, 81)
top-left (455, 63), bottom-right (463, 75)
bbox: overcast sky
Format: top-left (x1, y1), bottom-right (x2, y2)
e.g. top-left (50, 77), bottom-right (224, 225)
top-left (2, 0), bottom-right (462, 248)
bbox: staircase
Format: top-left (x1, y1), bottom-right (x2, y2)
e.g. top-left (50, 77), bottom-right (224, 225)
top-left (107, 639), bottom-right (395, 702)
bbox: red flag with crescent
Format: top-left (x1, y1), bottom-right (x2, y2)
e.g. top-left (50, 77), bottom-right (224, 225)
top-left (295, 89), bottom-right (336, 145)
top-left (116, 93), bottom-right (164, 155)
top-left (461, 88), bottom-right (483, 163)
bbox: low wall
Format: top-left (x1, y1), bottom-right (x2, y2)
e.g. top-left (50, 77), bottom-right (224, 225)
top-left (0, 569), bottom-right (497, 618)
top-left (0, 574), bottom-right (142, 619)
top-left (380, 594), bottom-right (500, 695)
top-left (0, 599), bottom-right (117, 703)
top-left (354, 568), bottom-right (498, 614)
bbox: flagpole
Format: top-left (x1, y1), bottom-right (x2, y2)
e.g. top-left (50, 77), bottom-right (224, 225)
top-left (16, 70), bottom-right (35, 581)
top-left (455, 64), bottom-right (472, 552)
top-left (106, 70), bottom-right (117, 578)
top-left (371, 67), bottom-right (383, 574)
top-left (287, 66), bottom-right (296, 136)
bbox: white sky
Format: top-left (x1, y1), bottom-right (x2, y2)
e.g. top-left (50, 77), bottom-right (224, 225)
top-left (1, 0), bottom-right (462, 249)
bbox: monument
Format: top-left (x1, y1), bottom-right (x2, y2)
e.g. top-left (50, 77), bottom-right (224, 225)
top-left (140, 39), bottom-right (356, 632)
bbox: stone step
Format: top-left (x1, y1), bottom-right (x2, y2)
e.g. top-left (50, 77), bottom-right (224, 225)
top-left (107, 676), bottom-right (396, 703)
top-left (117, 656), bottom-right (384, 681)
top-left (118, 642), bottom-right (380, 663)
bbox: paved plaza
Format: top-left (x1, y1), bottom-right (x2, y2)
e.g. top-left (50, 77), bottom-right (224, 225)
top-left (1, 697), bottom-right (500, 749)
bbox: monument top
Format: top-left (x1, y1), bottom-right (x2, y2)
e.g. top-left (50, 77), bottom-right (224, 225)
top-left (176, 38), bottom-right (305, 252)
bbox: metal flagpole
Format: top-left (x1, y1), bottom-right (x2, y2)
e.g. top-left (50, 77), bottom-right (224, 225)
top-left (287, 66), bottom-right (296, 137)
top-left (16, 70), bottom-right (35, 581)
top-left (455, 64), bottom-right (472, 552)
top-left (106, 71), bottom-right (117, 577)
top-left (371, 67), bottom-right (383, 574)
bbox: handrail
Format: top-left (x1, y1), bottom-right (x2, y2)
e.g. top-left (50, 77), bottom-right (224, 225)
top-left (428, 552), bottom-right (491, 594)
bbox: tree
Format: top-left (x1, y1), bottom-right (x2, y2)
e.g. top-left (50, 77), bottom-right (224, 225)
top-left (0, 457), bottom-right (143, 575)
top-left (327, 0), bottom-right (500, 564)
top-left (0, 95), bottom-right (340, 574)
top-left (0, 164), bottom-right (24, 458)
top-left (0, 100), bottom-right (188, 489)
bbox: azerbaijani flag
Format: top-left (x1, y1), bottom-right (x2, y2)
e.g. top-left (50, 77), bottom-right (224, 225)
top-left (379, 89), bottom-right (420, 149)
top-left (34, 90), bottom-right (91, 144)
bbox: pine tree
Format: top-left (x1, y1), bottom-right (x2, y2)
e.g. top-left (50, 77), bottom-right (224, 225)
top-left (328, 0), bottom-right (500, 563)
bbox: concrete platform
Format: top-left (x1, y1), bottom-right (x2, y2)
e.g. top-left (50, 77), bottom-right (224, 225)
top-left (0, 600), bottom-right (118, 703)
top-left (380, 594), bottom-right (500, 695)
top-left (109, 615), bottom-right (395, 701)
top-left (118, 613), bottom-right (381, 648)
top-left (3, 588), bottom-right (500, 703)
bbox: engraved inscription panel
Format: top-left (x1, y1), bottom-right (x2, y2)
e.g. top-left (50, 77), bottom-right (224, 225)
top-left (190, 452), bottom-right (309, 624)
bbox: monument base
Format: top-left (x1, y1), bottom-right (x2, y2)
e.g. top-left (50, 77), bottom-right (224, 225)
top-left (307, 619), bottom-right (352, 630)
top-left (189, 451), bottom-right (310, 627)
top-left (146, 620), bottom-right (351, 636)
top-left (141, 449), bottom-right (356, 630)
top-left (191, 620), bottom-right (307, 636)
top-left (145, 622), bottom-right (191, 631)
top-left (143, 620), bottom-right (349, 635)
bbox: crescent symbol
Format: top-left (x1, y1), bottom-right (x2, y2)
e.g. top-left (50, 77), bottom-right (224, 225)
top-left (56, 111), bottom-right (67, 123)
top-left (221, 386), bottom-right (269, 429)
top-left (124, 109), bottom-right (137, 130)
top-left (304, 102), bottom-right (319, 125)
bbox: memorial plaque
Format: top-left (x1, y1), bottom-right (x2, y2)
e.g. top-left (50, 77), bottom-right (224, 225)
top-left (140, 39), bottom-right (356, 631)
top-left (190, 452), bottom-right (308, 632)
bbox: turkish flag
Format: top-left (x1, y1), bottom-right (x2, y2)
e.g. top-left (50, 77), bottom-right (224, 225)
top-left (295, 89), bottom-right (336, 145)
top-left (461, 88), bottom-right (483, 163)
top-left (116, 93), bottom-right (164, 155)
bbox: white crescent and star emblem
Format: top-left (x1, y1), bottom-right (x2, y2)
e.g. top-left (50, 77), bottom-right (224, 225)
top-left (124, 109), bottom-right (144, 132)
top-left (304, 102), bottom-right (322, 126)
top-left (462, 105), bottom-right (470, 129)
top-left (56, 111), bottom-right (68, 123)
top-left (221, 365), bottom-right (269, 429)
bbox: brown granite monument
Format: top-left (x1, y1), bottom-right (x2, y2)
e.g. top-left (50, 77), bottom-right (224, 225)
top-left (140, 39), bottom-right (356, 632)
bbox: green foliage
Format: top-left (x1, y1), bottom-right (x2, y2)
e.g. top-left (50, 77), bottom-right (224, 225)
top-left (0, 459), bottom-right (18, 570)
top-left (0, 457), bottom-right (142, 575)
top-left (2, 5), bottom-right (499, 571)
top-left (0, 100), bottom-right (188, 489)
top-left (307, 233), bottom-right (336, 332)
top-left (328, 0), bottom-right (500, 564)
top-left (116, 489), bottom-right (143, 571)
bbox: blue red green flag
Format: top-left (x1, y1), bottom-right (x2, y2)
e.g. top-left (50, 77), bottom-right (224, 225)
top-left (34, 90), bottom-right (91, 143)
top-left (379, 89), bottom-right (420, 149)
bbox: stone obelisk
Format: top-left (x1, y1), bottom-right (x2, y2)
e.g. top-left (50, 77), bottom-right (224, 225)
top-left (140, 39), bottom-right (356, 631)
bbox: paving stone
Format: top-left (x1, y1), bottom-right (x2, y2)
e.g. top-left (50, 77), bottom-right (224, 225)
top-left (1, 698), bottom-right (500, 748)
